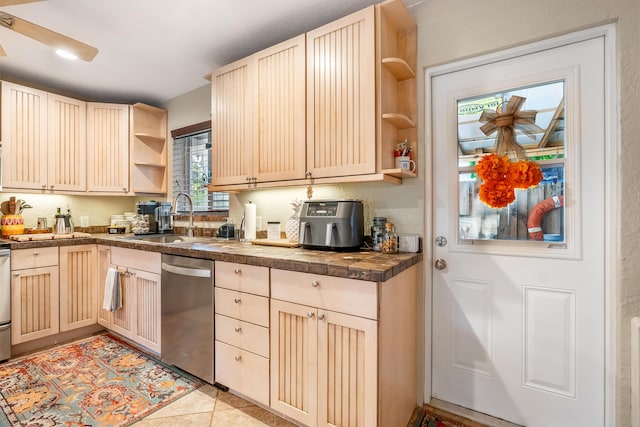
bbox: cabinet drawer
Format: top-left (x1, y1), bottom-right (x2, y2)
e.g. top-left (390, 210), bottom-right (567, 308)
top-left (215, 340), bottom-right (269, 406)
top-left (215, 262), bottom-right (269, 296)
top-left (271, 269), bottom-right (378, 320)
top-left (215, 288), bottom-right (269, 327)
top-left (215, 314), bottom-right (269, 358)
top-left (110, 247), bottom-right (161, 274)
top-left (12, 247), bottom-right (58, 270)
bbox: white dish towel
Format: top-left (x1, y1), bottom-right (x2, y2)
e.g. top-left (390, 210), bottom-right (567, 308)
top-left (102, 267), bottom-right (122, 312)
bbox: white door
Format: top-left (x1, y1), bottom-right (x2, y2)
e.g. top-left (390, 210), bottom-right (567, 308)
top-left (431, 36), bottom-right (606, 426)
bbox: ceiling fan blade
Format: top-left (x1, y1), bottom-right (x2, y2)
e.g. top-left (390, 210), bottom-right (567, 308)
top-left (0, 12), bottom-right (98, 61)
top-left (0, 42), bottom-right (6, 56)
top-left (0, 0), bottom-right (42, 6)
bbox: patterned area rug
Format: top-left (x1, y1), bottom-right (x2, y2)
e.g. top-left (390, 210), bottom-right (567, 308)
top-left (0, 334), bottom-right (201, 426)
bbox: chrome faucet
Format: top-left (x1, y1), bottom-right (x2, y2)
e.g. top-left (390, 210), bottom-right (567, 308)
top-left (172, 192), bottom-right (195, 237)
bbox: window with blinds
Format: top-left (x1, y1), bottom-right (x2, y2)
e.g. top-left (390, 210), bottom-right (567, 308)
top-left (172, 129), bottom-right (229, 213)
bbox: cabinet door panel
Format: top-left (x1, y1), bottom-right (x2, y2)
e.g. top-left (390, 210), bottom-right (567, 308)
top-left (270, 299), bottom-right (317, 426)
top-left (11, 266), bottom-right (59, 344)
top-left (1, 81), bottom-right (48, 190)
top-left (110, 268), bottom-right (136, 340)
top-left (96, 245), bottom-right (112, 327)
top-left (254, 34), bottom-right (306, 182)
top-left (59, 245), bottom-right (97, 332)
top-left (87, 103), bottom-right (130, 193)
top-left (47, 94), bottom-right (87, 191)
top-left (133, 269), bottom-right (161, 354)
top-left (317, 309), bottom-right (377, 427)
top-left (211, 58), bottom-right (253, 185)
top-left (306, 6), bottom-right (376, 178)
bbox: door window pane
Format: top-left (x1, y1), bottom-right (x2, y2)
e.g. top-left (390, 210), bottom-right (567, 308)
top-left (457, 82), bottom-right (565, 242)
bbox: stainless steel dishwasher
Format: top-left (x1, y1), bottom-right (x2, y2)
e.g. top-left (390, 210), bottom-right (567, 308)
top-left (161, 254), bottom-right (214, 383)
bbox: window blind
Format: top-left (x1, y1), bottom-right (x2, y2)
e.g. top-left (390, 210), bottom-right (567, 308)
top-left (172, 129), bottom-right (229, 213)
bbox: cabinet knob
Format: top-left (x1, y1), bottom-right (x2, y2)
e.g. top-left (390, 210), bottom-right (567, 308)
top-left (234, 268), bottom-right (241, 275)
top-left (13, 272), bottom-right (20, 277)
top-left (311, 280), bottom-right (319, 288)
top-left (305, 171), bottom-right (312, 178)
top-left (307, 311), bottom-right (315, 318)
top-left (33, 251), bottom-right (39, 256)
top-left (123, 188), bottom-right (127, 193)
top-left (234, 298), bottom-right (241, 304)
top-left (41, 184), bottom-right (47, 189)
top-left (234, 355), bottom-right (242, 362)
top-left (234, 327), bottom-right (242, 333)
top-left (49, 185), bottom-right (54, 190)
top-left (318, 313), bottom-right (325, 320)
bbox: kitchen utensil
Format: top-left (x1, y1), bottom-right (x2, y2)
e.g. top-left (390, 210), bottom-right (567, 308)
top-left (0, 201), bottom-right (9, 215)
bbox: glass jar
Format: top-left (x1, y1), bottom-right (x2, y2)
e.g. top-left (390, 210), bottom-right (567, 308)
top-left (371, 216), bottom-right (387, 252)
top-left (381, 222), bottom-right (398, 254)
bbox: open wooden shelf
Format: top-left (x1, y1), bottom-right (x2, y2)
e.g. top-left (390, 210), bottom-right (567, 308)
top-left (381, 168), bottom-right (417, 178)
top-left (134, 133), bottom-right (165, 145)
top-left (382, 113), bottom-right (415, 129)
top-left (133, 162), bottom-right (166, 168)
top-left (382, 57), bottom-right (415, 81)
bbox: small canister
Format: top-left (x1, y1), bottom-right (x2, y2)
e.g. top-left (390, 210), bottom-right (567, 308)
top-left (382, 222), bottom-right (399, 254)
top-left (371, 216), bottom-right (387, 251)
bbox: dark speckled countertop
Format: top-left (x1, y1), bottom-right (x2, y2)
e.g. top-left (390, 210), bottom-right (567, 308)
top-left (5, 234), bottom-right (422, 282)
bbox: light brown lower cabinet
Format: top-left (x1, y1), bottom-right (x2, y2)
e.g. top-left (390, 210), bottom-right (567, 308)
top-left (11, 245), bottom-right (98, 345)
top-left (59, 245), bottom-right (98, 332)
top-left (270, 266), bottom-right (417, 427)
top-left (99, 246), bottom-right (162, 354)
top-left (10, 247), bottom-right (60, 344)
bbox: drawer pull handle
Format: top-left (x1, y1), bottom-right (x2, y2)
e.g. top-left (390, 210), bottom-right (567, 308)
top-left (311, 280), bottom-right (319, 287)
top-left (234, 298), bottom-right (241, 304)
top-left (318, 313), bottom-right (325, 320)
top-left (234, 327), bottom-right (242, 333)
top-left (235, 355), bottom-right (242, 361)
top-left (234, 268), bottom-right (241, 274)
top-left (307, 311), bottom-right (315, 318)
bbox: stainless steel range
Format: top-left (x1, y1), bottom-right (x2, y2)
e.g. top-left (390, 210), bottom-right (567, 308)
top-left (0, 243), bottom-right (10, 361)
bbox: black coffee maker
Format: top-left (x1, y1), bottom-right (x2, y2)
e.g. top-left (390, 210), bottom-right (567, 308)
top-left (136, 201), bottom-right (159, 234)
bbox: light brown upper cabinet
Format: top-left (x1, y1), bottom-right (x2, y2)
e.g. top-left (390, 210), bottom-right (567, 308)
top-left (208, 0), bottom-right (416, 192)
top-left (306, 6), bottom-right (376, 179)
top-left (86, 103), bottom-right (130, 194)
top-left (1, 81), bottom-right (87, 192)
top-left (211, 35), bottom-right (306, 187)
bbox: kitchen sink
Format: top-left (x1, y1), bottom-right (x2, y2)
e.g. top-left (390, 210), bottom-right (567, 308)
top-left (121, 234), bottom-right (210, 244)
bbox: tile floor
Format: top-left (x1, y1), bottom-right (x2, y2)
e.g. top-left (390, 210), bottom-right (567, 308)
top-left (132, 385), bottom-right (297, 427)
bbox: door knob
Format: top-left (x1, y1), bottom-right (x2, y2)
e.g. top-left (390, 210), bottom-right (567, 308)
top-left (434, 258), bottom-right (447, 270)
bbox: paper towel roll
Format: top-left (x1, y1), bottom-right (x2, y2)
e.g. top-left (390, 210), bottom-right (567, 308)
top-left (244, 203), bottom-right (257, 240)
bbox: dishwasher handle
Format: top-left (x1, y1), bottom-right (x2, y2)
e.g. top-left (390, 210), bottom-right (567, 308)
top-left (0, 249), bottom-right (9, 257)
top-left (161, 262), bottom-right (211, 278)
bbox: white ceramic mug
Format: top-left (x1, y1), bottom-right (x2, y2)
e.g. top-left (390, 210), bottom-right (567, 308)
top-left (395, 156), bottom-right (416, 172)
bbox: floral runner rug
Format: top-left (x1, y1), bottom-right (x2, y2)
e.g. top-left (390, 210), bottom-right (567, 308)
top-left (0, 334), bottom-right (201, 426)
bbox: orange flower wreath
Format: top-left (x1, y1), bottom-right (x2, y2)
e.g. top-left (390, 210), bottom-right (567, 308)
top-left (475, 154), bottom-right (543, 208)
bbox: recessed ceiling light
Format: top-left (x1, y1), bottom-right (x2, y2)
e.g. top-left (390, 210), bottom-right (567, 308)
top-left (55, 49), bottom-right (78, 60)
